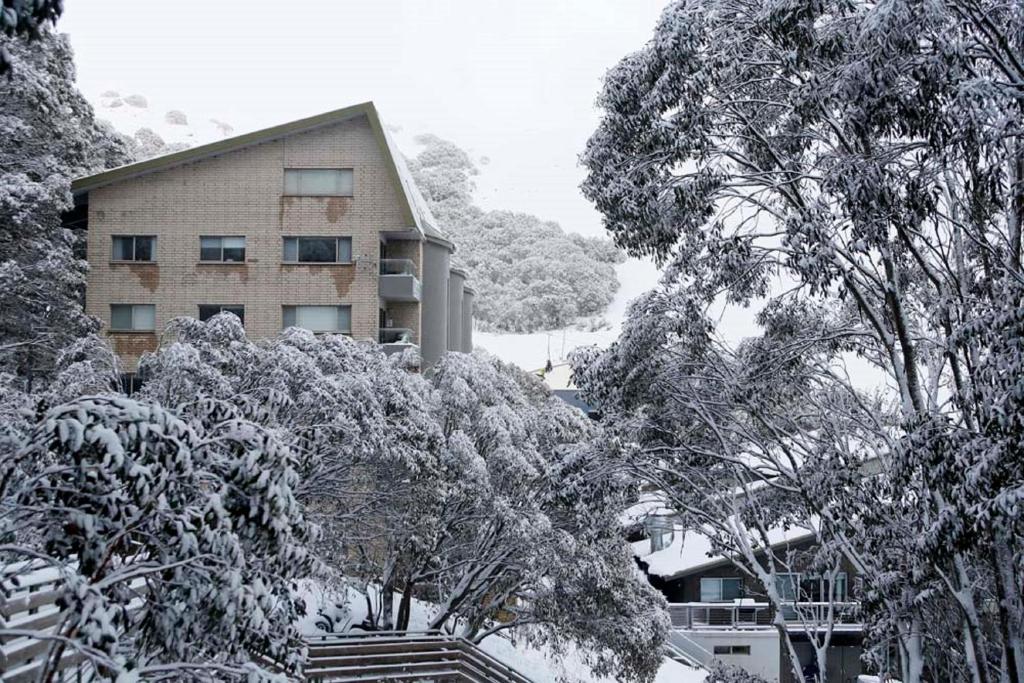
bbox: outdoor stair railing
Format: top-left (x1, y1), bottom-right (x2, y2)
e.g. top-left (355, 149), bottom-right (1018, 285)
top-left (303, 631), bottom-right (534, 683)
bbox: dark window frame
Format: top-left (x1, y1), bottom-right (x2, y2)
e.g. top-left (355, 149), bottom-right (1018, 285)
top-left (198, 304), bottom-right (245, 325)
top-left (282, 236), bottom-right (353, 264)
top-left (199, 236), bottom-right (247, 263)
top-left (110, 304), bottom-right (156, 332)
top-left (281, 304), bottom-right (353, 334)
top-left (112, 235), bottom-right (157, 262)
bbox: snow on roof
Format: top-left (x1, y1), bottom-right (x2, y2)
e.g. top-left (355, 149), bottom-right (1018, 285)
top-left (635, 518), bottom-right (819, 580)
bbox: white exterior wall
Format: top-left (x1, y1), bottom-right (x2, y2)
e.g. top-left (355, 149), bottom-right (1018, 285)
top-left (687, 631), bottom-right (781, 681)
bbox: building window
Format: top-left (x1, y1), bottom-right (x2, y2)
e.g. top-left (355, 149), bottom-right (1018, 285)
top-left (198, 305), bottom-right (245, 325)
top-left (282, 305), bottom-right (351, 334)
top-left (112, 235), bottom-right (156, 262)
top-left (700, 577), bottom-right (743, 603)
top-left (200, 236), bottom-right (246, 262)
top-left (283, 236), bottom-right (352, 263)
top-left (120, 371), bottom-right (148, 396)
top-left (712, 645), bottom-right (751, 655)
top-left (284, 169), bottom-right (354, 196)
top-left (110, 304), bottom-right (156, 332)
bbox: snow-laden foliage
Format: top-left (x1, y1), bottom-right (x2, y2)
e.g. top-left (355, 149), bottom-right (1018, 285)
top-left (580, 0), bottom-right (1024, 681)
top-left (407, 134), bottom-right (625, 332)
top-left (0, 393), bottom-right (317, 679)
top-left (136, 314), bottom-right (668, 683)
top-left (0, 33), bottom-right (134, 389)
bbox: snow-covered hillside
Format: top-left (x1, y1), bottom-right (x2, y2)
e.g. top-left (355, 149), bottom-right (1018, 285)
top-left (475, 257), bottom-right (661, 371)
top-left (89, 88), bottom-right (236, 157)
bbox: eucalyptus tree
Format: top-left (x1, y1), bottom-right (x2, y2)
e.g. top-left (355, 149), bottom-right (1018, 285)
top-left (581, 0), bottom-right (1024, 680)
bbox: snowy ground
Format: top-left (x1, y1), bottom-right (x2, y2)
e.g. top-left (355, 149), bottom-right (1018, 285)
top-left (297, 580), bottom-right (704, 683)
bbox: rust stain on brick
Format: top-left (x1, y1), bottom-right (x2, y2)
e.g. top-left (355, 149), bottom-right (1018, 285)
top-left (325, 197), bottom-right (351, 223)
top-left (195, 263), bottom-right (249, 283)
top-left (121, 263), bottom-right (160, 292)
top-left (111, 333), bottom-right (158, 358)
top-left (280, 264), bottom-right (355, 296)
top-left (327, 264), bottom-right (355, 296)
top-left (279, 195), bottom-right (295, 226)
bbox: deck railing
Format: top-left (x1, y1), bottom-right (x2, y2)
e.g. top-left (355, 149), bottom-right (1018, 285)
top-left (667, 601), bottom-right (861, 631)
top-left (304, 631), bottom-right (534, 682)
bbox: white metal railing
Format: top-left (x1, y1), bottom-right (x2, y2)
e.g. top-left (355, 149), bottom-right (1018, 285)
top-left (667, 601), bottom-right (861, 631)
top-left (380, 259), bottom-right (417, 277)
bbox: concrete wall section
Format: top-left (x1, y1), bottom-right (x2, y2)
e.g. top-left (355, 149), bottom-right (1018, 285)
top-left (420, 238), bottom-right (450, 369)
top-left (461, 286), bottom-right (474, 353)
top-left (447, 268), bottom-right (466, 353)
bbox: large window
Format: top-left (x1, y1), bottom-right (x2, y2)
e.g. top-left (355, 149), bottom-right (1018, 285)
top-left (110, 304), bottom-right (156, 332)
top-left (283, 237), bottom-right (352, 263)
top-left (200, 236), bottom-right (246, 262)
top-left (282, 305), bottom-right (351, 334)
top-left (284, 169), bottom-right (353, 196)
top-left (198, 305), bottom-right (245, 325)
top-left (112, 235), bottom-right (156, 262)
top-left (700, 577), bottom-right (743, 603)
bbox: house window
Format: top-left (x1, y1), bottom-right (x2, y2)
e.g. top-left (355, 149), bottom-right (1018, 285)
top-left (282, 305), bottom-right (351, 334)
top-left (700, 577), bottom-right (743, 603)
top-left (712, 645), bottom-right (751, 655)
top-left (200, 236), bottom-right (246, 262)
top-left (110, 304), bottom-right (156, 332)
top-left (283, 237), bottom-right (352, 263)
top-left (284, 169), bottom-right (354, 196)
top-left (198, 305), bottom-right (245, 325)
top-left (112, 235), bottom-right (156, 262)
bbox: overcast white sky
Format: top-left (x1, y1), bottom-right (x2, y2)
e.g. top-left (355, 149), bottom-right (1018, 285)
top-left (61, 0), bottom-right (666, 239)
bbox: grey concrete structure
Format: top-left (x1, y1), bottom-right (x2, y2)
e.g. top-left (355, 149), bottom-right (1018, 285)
top-left (461, 285), bottom-right (475, 353)
top-left (447, 268), bottom-right (467, 353)
top-left (420, 236), bottom-right (452, 369)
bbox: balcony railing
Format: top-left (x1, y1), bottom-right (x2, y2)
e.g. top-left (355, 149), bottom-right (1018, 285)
top-left (379, 259), bottom-right (421, 302)
top-left (380, 327), bottom-right (414, 345)
top-left (380, 258), bottom-right (417, 276)
top-left (667, 601), bottom-right (861, 631)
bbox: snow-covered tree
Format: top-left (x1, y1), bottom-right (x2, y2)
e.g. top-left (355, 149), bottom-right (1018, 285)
top-left (0, 394), bottom-right (317, 679)
top-left (136, 314), bottom-right (669, 682)
top-left (407, 134), bottom-right (625, 332)
top-left (0, 33), bottom-right (134, 389)
top-left (581, 0), bottom-right (1024, 680)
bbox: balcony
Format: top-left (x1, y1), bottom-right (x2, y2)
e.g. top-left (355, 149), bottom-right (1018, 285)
top-left (667, 601), bottom-right (862, 632)
top-left (379, 259), bottom-right (421, 302)
top-left (379, 327), bottom-right (418, 357)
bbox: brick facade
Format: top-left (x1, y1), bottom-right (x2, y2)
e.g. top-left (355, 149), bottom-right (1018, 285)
top-left (84, 115), bottom-right (422, 369)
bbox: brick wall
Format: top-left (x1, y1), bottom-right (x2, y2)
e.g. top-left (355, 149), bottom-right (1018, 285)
top-left (85, 115), bottom-right (420, 369)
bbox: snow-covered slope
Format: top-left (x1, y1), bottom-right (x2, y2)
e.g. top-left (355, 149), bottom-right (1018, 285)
top-left (90, 88), bottom-right (236, 156)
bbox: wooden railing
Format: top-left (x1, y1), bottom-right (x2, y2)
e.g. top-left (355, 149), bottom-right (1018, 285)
top-left (304, 631), bottom-right (534, 682)
top-left (667, 601), bottom-right (861, 631)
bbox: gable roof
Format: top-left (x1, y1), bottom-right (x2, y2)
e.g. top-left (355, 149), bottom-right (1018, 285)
top-left (72, 101), bottom-right (448, 243)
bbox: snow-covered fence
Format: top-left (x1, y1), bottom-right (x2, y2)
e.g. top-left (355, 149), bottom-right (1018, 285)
top-left (667, 601), bottom-right (861, 630)
top-left (1, 564), bottom-right (87, 682)
top-left (304, 631), bottom-right (534, 682)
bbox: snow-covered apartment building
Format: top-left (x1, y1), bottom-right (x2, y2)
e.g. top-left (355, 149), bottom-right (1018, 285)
top-left (628, 504), bottom-right (865, 682)
top-left (65, 102), bottom-right (473, 385)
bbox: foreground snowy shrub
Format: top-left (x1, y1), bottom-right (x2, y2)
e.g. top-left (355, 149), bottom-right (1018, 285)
top-left (0, 394), bottom-right (316, 678)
